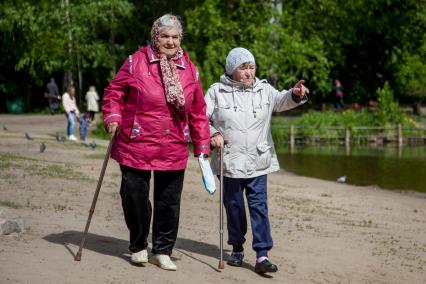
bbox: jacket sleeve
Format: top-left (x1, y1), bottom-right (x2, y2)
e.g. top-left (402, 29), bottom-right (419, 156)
top-left (188, 75), bottom-right (210, 157)
top-left (102, 58), bottom-right (132, 128)
top-left (269, 84), bottom-right (308, 112)
top-left (62, 93), bottom-right (70, 114)
top-left (204, 87), bottom-right (220, 137)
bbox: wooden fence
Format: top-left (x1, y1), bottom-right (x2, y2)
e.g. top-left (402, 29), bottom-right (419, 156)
top-left (274, 124), bottom-right (426, 148)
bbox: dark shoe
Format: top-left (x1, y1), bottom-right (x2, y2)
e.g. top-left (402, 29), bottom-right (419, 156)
top-left (227, 252), bottom-right (244, 267)
top-left (254, 259), bottom-right (278, 274)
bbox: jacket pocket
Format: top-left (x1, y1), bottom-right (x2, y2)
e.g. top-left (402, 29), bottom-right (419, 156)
top-left (214, 101), bottom-right (232, 122)
top-left (183, 123), bottom-right (191, 143)
top-left (222, 143), bottom-right (237, 173)
top-left (254, 95), bottom-right (270, 120)
top-left (256, 143), bottom-right (272, 170)
top-left (129, 120), bottom-right (143, 141)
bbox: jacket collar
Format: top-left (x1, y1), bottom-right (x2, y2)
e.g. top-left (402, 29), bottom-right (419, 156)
top-left (146, 45), bottom-right (186, 69)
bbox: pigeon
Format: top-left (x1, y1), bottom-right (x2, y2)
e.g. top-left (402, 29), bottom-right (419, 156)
top-left (40, 143), bottom-right (46, 153)
top-left (88, 141), bottom-right (97, 149)
top-left (337, 176), bottom-right (347, 183)
top-left (25, 132), bottom-right (34, 140)
top-left (2, 124), bottom-right (7, 131)
top-left (56, 133), bottom-right (66, 142)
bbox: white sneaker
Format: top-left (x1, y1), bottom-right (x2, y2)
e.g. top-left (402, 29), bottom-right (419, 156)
top-left (149, 254), bottom-right (176, 271)
top-left (68, 135), bottom-right (78, 141)
top-left (131, 249), bottom-right (148, 264)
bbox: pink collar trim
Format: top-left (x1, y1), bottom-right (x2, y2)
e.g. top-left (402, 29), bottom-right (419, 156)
top-left (147, 46), bottom-right (186, 69)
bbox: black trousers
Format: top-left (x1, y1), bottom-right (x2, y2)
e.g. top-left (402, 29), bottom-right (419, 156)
top-left (88, 111), bottom-right (95, 121)
top-left (119, 165), bottom-right (185, 255)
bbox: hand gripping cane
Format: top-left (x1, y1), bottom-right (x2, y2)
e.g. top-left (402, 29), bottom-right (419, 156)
top-left (218, 146), bottom-right (225, 269)
top-left (74, 132), bottom-right (116, 261)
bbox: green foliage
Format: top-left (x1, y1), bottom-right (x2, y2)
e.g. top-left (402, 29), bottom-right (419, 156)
top-left (280, 0), bottom-right (426, 103)
top-left (185, 0), bottom-right (331, 98)
top-left (272, 93), bottom-right (417, 141)
top-left (91, 116), bottom-right (109, 140)
top-left (374, 82), bottom-right (404, 126)
top-left (394, 41), bottom-right (426, 100)
top-left (1, 0), bottom-right (426, 112)
top-left (290, 110), bottom-right (376, 138)
top-left (0, 0), bottom-right (134, 100)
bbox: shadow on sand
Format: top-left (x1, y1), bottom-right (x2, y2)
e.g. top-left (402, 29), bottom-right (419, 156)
top-left (43, 230), bottom-right (258, 274)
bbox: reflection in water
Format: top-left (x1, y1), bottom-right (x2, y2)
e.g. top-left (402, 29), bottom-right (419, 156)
top-left (276, 144), bottom-right (426, 193)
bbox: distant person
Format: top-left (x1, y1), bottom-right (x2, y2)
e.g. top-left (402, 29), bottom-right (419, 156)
top-left (331, 79), bottom-right (344, 110)
top-left (78, 112), bottom-right (90, 142)
top-left (62, 85), bottom-right (80, 141)
top-left (45, 78), bottom-right (61, 114)
top-left (85, 85), bottom-right (99, 122)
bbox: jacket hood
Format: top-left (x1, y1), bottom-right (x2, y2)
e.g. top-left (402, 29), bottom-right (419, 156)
top-left (219, 74), bottom-right (267, 92)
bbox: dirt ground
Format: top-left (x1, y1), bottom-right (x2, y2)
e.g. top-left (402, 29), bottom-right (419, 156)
top-left (0, 114), bottom-right (425, 284)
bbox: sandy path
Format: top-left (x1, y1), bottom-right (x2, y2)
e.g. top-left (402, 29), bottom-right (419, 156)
top-left (0, 114), bottom-right (425, 284)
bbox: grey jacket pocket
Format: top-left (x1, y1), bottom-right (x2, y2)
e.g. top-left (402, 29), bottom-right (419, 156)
top-left (256, 143), bottom-right (272, 170)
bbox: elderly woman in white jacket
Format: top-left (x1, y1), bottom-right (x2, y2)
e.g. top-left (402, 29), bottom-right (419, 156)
top-left (205, 47), bottom-right (309, 274)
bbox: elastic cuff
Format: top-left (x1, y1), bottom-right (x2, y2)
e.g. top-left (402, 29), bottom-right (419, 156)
top-left (211, 132), bottom-right (221, 138)
top-left (291, 89), bottom-right (302, 103)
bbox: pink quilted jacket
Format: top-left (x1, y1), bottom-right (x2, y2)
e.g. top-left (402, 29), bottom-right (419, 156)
top-left (102, 46), bottom-right (210, 170)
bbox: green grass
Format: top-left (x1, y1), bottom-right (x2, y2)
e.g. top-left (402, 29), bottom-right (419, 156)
top-left (27, 163), bottom-right (93, 181)
top-left (0, 152), bottom-right (37, 162)
top-left (84, 153), bottom-right (106, 159)
top-left (0, 152), bottom-right (93, 181)
top-left (53, 204), bottom-right (66, 211)
top-left (0, 200), bottom-right (22, 209)
top-left (0, 161), bottom-right (13, 169)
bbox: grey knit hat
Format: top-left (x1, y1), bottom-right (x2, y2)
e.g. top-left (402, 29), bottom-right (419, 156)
top-left (225, 47), bottom-right (255, 75)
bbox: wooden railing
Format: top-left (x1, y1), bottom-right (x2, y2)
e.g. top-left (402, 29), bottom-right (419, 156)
top-left (273, 124), bottom-right (426, 148)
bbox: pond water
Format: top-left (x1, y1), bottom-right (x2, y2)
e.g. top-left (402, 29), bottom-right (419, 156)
top-left (275, 144), bottom-right (426, 193)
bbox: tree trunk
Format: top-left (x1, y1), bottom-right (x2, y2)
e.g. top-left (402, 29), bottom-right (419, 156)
top-left (109, 28), bottom-right (116, 76)
top-left (62, 0), bottom-right (74, 91)
top-left (63, 70), bottom-right (74, 93)
top-left (77, 53), bottom-right (83, 107)
top-left (412, 102), bottom-right (422, 116)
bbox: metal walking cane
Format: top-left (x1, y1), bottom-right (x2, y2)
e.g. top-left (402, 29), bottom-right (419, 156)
top-left (218, 146), bottom-right (225, 269)
top-left (74, 132), bottom-right (116, 261)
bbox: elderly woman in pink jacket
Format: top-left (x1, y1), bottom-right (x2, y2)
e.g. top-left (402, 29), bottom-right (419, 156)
top-left (102, 14), bottom-right (210, 271)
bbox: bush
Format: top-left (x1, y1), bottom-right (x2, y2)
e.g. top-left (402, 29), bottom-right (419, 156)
top-left (271, 86), bottom-right (418, 142)
top-left (374, 82), bottom-right (404, 126)
top-left (91, 115), bottom-right (109, 140)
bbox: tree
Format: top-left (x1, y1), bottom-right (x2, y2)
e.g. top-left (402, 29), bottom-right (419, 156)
top-left (0, 0), bottom-right (133, 107)
top-left (277, 0), bottom-right (426, 105)
top-left (185, 0), bottom-right (331, 100)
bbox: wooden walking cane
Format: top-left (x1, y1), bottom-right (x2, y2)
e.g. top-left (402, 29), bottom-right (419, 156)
top-left (218, 146), bottom-right (225, 269)
top-left (74, 132), bottom-right (116, 261)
